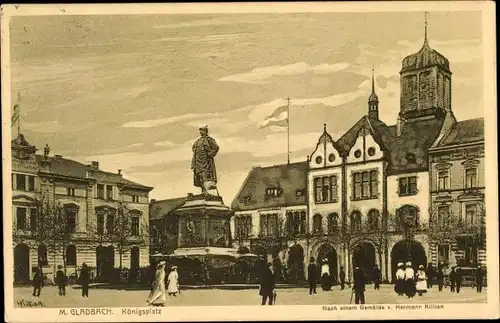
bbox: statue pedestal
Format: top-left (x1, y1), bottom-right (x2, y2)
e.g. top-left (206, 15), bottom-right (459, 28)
top-left (173, 194), bottom-right (233, 249)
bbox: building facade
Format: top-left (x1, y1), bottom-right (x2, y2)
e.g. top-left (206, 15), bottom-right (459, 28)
top-left (231, 29), bottom-right (485, 283)
top-left (12, 134), bottom-right (153, 283)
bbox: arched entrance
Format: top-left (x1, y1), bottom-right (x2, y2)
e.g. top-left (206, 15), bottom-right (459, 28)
top-left (390, 240), bottom-right (427, 282)
top-left (96, 245), bottom-right (115, 283)
top-left (316, 244), bottom-right (338, 284)
top-left (14, 244), bottom-right (30, 282)
top-left (287, 244), bottom-right (304, 283)
top-left (352, 242), bottom-right (376, 283)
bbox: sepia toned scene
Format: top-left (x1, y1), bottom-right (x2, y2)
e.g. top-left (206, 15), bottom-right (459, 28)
top-left (8, 10), bottom-right (488, 309)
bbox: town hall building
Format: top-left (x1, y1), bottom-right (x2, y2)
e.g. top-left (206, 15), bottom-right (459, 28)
top-left (231, 27), bottom-right (485, 283)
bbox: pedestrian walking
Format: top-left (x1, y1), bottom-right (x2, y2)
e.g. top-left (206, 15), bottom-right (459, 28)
top-left (32, 267), bottom-right (44, 297)
top-left (259, 262), bottom-right (276, 306)
top-left (167, 266), bottom-right (180, 296)
top-left (449, 267), bottom-right (456, 293)
top-left (147, 261), bottom-right (167, 306)
top-left (307, 257), bottom-right (318, 295)
top-left (404, 261), bottom-right (416, 298)
top-left (372, 264), bottom-right (381, 290)
top-left (339, 266), bottom-right (346, 291)
top-left (78, 263), bottom-right (91, 298)
top-left (320, 258), bottom-right (332, 291)
top-left (352, 266), bottom-right (365, 304)
top-left (55, 265), bottom-right (67, 296)
top-left (394, 262), bottom-right (405, 295)
top-left (455, 267), bottom-right (463, 294)
top-left (426, 263), bottom-right (435, 288)
top-left (475, 265), bottom-right (484, 293)
top-left (415, 265), bottom-right (428, 296)
top-left (436, 265), bottom-right (444, 292)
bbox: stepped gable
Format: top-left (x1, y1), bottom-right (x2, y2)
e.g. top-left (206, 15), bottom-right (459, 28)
top-left (231, 161), bottom-right (308, 211)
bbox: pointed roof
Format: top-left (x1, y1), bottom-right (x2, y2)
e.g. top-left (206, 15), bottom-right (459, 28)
top-left (313, 123), bottom-right (343, 153)
top-left (368, 68), bottom-right (379, 103)
top-left (401, 14), bottom-right (450, 73)
top-left (231, 161), bottom-right (308, 211)
top-left (336, 116), bottom-right (391, 156)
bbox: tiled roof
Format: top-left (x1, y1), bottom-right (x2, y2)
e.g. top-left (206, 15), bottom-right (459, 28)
top-left (437, 118), bottom-right (484, 147)
top-left (35, 155), bottom-right (152, 190)
top-left (401, 38), bottom-right (450, 73)
top-left (231, 161), bottom-right (308, 211)
top-left (336, 115), bottom-right (445, 174)
top-left (150, 197), bottom-right (187, 220)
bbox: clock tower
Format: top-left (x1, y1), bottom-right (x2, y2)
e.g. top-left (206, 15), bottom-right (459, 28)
top-left (399, 13), bottom-right (452, 120)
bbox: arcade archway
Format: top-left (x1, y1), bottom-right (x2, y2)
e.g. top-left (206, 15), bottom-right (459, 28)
top-left (316, 244), bottom-right (338, 284)
top-left (352, 242), bottom-right (376, 282)
top-left (390, 240), bottom-right (427, 282)
top-left (287, 244), bottom-right (304, 283)
top-left (14, 244), bottom-right (30, 282)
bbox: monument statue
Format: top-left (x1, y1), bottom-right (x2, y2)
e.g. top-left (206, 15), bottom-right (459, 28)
top-left (191, 126), bottom-right (219, 196)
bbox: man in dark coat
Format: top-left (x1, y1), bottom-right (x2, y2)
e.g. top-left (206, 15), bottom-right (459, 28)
top-left (455, 267), bottom-right (463, 294)
top-left (32, 267), bottom-right (44, 297)
top-left (352, 266), bottom-right (365, 304)
top-left (372, 264), bottom-right (381, 290)
top-left (475, 265), bottom-right (484, 293)
top-left (55, 265), bottom-right (68, 296)
top-left (427, 263), bottom-right (435, 288)
top-left (79, 263), bottom-right (91, 298)
top-left (449, 267), bottom-right (456, 293)
top-left (259, 262), bottom-right (276, 305)
top-left (307, 257), bottom-right (318, 295)
top-left (436, 265), bottom-right (444, 292)
top-left (339, 266), bottom-right (346, 290)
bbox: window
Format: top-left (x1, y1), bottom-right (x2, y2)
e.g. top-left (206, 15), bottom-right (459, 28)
top-left (106, 185), bottom-right (114, 200)
top-left (464, 204), bottom-right (477, 227)
top-left (465, 168), bottom-right (478, 188)
top-left (352, 170), bottom-right (378, 200)
top-left (66, 245), bottom-right (77, 266)
top-left (235, 215), bottom-right (252, 239)
top-left (464, 245), bottom-right (478, 266)
top-left (15, 174), bottom-right (26, 191)
top-left (399, 176), bottom-right (418, 196)
top-left (106, 213), bottom-right (114, 234)
top-left (132, 195), bottom-right (140, 203)
top-left (350, 211), bottom-right (362, 231)
top-left (354, 149), bottom-right (362, 158)
top-left (328, 153), bottom-right (336, 162)
top-left (437, 205), bottom-right (450, 228)
top-left (65, 208), bottom-right (77, 233)
top-left (16, 207), bottom-right (27, 230)
top-left (97, 213), bottom-right (105, 234)
top-left (30, 208), bottom-right (37, 231)
top-left (438, 244), bottom-right (450, 264)
top-left (285, 211), bottom-right (306, 235)
top-left (313, 214), bottom-right (323, 233)
top-left (67, 188), bottom-right (75, 196)
top-left (97, 184), bottom-right (105, 199)
top-left (397, 205), bottom-right (419, 229)
top-left (315, 156), bottom-right (323, 164)
top-left (327, 213), bottom-right (339, 233)
top-left (295, 189), bottom-right (304, 198)
top-left (438, 170), bottom-right (449, 191)
top-left (368, 209), bottom-right (380, 231)
top-left (367, 147), bottom-right (376, 156)
top-left (131, 217), bottom-right (140, 236)
top-left (28, 176), bottom-right (35, 192)
top-left (260, 214), bottom-right (278, 237)
top-left (314, 175), bottom-right (338, 203)
top-left (265, 187), bottom-right (282, 199)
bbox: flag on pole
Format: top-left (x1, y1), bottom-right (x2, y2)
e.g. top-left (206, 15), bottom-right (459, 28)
top-left (11, 104), bottom-right (20, 126)
top-left (260, 105), bottom-right (288, 128)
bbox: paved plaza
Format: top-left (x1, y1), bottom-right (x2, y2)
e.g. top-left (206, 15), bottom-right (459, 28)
top-left (14, 284), bottom-right (487, 308)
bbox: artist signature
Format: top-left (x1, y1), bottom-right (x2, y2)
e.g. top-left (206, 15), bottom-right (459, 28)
top-left (17, 299), bottom-right (44, 307)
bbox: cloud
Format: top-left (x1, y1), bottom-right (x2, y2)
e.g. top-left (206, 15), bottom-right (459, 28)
top-left (218, 62), bottom-right (350, 84)
top-left (154, 141), bottom-right (178, 148)
top-left (121, 113), bottom-right (218, 128)
top-left (23, 120), bottom-right (64, 134)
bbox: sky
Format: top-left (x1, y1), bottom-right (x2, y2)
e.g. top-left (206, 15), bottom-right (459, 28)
top-left (9, 11), bottom-right (484, 204)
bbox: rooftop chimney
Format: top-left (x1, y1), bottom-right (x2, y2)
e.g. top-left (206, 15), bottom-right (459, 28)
top-left (54, 154), bottom-right (63, 159)
top-left (118, 169), bottom-right (122, 175)
top-left (91, 161), bottom-right (99, 170)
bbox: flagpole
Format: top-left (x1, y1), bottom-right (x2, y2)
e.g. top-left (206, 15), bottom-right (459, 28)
top-left (17, 92), bottom-right (21, 136)
top-left (287, 97), bottom-right (290, 165)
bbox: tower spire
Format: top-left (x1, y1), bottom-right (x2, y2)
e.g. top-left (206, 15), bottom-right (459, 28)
top-left (424, 11), bottom-right (429, 45)
top-left (368, 65), bottom-right (379, 120)
top-left (371, 64), bottom-right (375, 94)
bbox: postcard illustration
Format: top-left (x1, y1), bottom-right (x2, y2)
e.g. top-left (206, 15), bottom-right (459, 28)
top-left (2, 2), bottom-right (498, 322)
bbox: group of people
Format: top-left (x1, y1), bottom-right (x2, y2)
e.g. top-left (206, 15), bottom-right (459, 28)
top-left (31, 263), bottom-right (92, 298)
top-left (394, 261), bottom-right (428, 298)
top-left (146, 261), bottom-right (180, 307)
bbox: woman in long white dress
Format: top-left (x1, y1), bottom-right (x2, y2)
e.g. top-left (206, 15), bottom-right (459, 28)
top-left (167, 266), bottom-right (180, 296)
top-left (147, 261), bottom-right (167, 306)
top-left (416, 265), bottom-right (428, 296)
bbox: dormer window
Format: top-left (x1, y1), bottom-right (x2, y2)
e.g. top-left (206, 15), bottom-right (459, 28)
top-left (295, 189), bottom-right (305, 198)
top-left (240, 195), bottom-right (252, 204)
top-left (406, 153), bottom-right (416, 163)
top-left (265, 188), bottom-right (282, 199)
